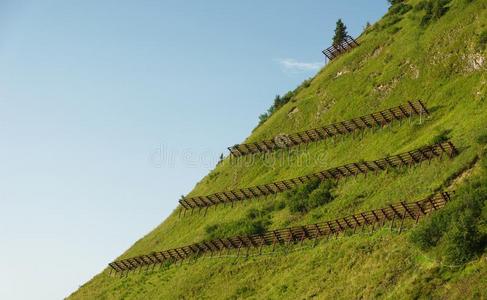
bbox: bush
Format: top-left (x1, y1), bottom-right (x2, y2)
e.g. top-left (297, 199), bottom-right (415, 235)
top-left (301, 78), bottom-right (312, 89)
top-left (418, 0), bottom-right (450, 27)
top-left (479, 30), bottom-right (487, 50)
top-left (388, 26), bottom-right (402, 34)
top-left (410, 208), bottom-right (451, 249)
top-left (387, 0), bottom-right (405, 5)
top-left (256, 94), bottom-right (291, 127)
top-left (431, 0), bottom-right (450, 18)
top-left (431, 129), bottom-right (451, 144)
top-left (258, 113), bottom-right (269, 126)
top-left (308, 180), bottom-right (335, 207)
top-left (410, 159), bottom-right (487, 264)
top-left (414, 0), bottom-right (430, 11)
top-left (419, 1), bottom-right (434, 26)
top-left (205, 207), bottom-right (272, 239)
top-left (254, 77), bottom-right (313, 128)
top-left (389, 3), bottom-right (412, 15)
top-left (285, 180), bottom-right (335, 213)
top-left (442, 209), bottom-right (484, 264)
top-left (205, 218), bottom-right (270, 239)
top-left (477, 133), bottom-right (487, 145)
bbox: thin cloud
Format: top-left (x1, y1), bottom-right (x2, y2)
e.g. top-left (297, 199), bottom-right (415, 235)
top-left (277, 58), bottom-right (323, 72)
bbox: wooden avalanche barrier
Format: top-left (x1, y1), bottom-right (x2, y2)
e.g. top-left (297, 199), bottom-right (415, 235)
top-left (179, 141), bottom-right (457, 211)
top-left (103, 29), bottom-right (463, 278)
top-left (109, 192), bottom-right (452, 275)
top-left (322, 35), bottom-right (359, 60)
top-left (228, 100), bottom-right (429, 157)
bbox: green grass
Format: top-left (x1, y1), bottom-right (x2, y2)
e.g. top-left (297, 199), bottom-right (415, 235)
top-left (69, 0), bottom-right (487, 298)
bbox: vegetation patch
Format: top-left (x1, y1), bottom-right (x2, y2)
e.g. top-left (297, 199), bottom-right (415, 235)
top-left (284, 179), bottom-right (336, 213)
top-left (416, 0), bottom-right (451, 27)
top-left (69, 1), bottom-right (487, 299)
top-left (431, 129), bottom-right (452, 144)
top-left (410, 151), bottom-right (487, 265)
top-left (477, 133), bottom-right (487, 145)
top-left (256, 78), bottom-right (313, 128)
top-left (388, 0), bottom-right (413, 16)
top-left (479, 30), bottom-right (487, 50)
top-left (204, 205), bottom-right (283, 239)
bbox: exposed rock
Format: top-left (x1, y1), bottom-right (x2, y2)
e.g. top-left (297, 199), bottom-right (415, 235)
top-left (372, 46), bottom-right (383, 58)
top-left (315, 99), bottom-right (335, 119)
top-left (368, 72), bottom-right (381, 79)
top-left (474, 79), bottom-right (486, 101)
top-left (409, 63), bottom-right (420, 79)
top-left (468, 53), bottom-right (484, 71)
top-left (359, 45), bottom-right (384, 68)
top-left (373, 78), bottom-right (399, 99)
top-left (274, 134), bottom-right (292, 149)
top-left (335, 69), bottom-right (350, 78)
top-left (288, 106), bottom-right (299, 117)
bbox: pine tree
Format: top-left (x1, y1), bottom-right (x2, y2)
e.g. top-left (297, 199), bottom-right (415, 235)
top-left (387, 0), bottom-right (404, 5)
top-left (333, 19), bottom-right (348, 46)
top-left (364, 21), bottom-right (371, 31)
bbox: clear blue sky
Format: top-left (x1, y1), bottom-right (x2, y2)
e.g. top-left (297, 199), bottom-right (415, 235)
top-left (0, 1), bottom-right (388, 299)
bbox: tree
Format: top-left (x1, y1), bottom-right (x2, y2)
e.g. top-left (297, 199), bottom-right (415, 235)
top-left (364, 21), bottom-right (371, 31)
top-left (333, 19), bottom-right (348, 46)
top-left (420, 0), bottom-right (450, 27)
top-left (387, 0), bottom-right (404, 5)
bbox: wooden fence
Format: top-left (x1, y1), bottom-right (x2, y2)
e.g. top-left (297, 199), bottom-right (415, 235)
top-left (228, 100), bottom-right (429, 157)
top-left (322, 35), bottom-right (359, 60)
top-left (179, 141), bottom-right (457, 211)
top-left (110, 191), bottom-right (452, 275)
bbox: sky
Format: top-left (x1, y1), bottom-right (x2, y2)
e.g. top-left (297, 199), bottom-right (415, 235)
top-left (0, 1), bottom-right (388, 299)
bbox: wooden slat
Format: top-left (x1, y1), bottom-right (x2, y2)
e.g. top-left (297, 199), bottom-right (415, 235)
top-left (228, 100), bottom-right (430, 158)
top-left (111, 192), bottom-right (451, 273)
top-left (180, 141), bottom-right (457, 210)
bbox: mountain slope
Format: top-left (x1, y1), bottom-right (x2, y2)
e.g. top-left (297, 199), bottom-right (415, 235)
top-left (69, 0), bottom-right (487, 299)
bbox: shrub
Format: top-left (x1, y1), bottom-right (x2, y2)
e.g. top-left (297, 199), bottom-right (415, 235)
top-left (410, 162), bottom-right (487, 264)
top-left (389, 3), bottom-right (412, 15)
top-left (479, 30), bottom-right (487, 50)
top-left (431, 0), bottom-right (450, 18)
top-left (258, 113), bottom-right (271, 126)
top-left (420, 12), bottom-right (433, 27)
top-left (418, 0), bottom-right (450, 27)
top-left (308, 180), bottom-right (335, 207)
top-left (387, 0), bottom-right (405, 5)
top-left (477, 133), bottom-right (487, 145)
top-left (205, 207), bottom-right (273, 239)
top-left (379, 14), bottom-right (402, 30)
top-left (388, 26), bottom-right (402, 34)
top-left (205, 218), bottom-right (271, 239)
top-left (414, 0), bottom-right (430, 11)
top-left (363, 21), bottom-right (371, 32)
top-left (431, 129), bottom-right (451, 144)
top-left (442, 209), bottom-right (484, 264)
top-left (254, 77), bottom-right (313, 128)
top-left (301, 78), bottom-right (312, 89)
top-left (410, 208), bottom-right (451, 249)
top-left (262, 198), bottom-right (286, 212)
top-left (255, 93), bottom-right (292, 127)
top-left (285, 180), bottom-right (335, 213)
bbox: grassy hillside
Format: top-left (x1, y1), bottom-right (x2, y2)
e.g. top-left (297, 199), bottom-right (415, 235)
top-left (69, 0), bottom-right (487, 299)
